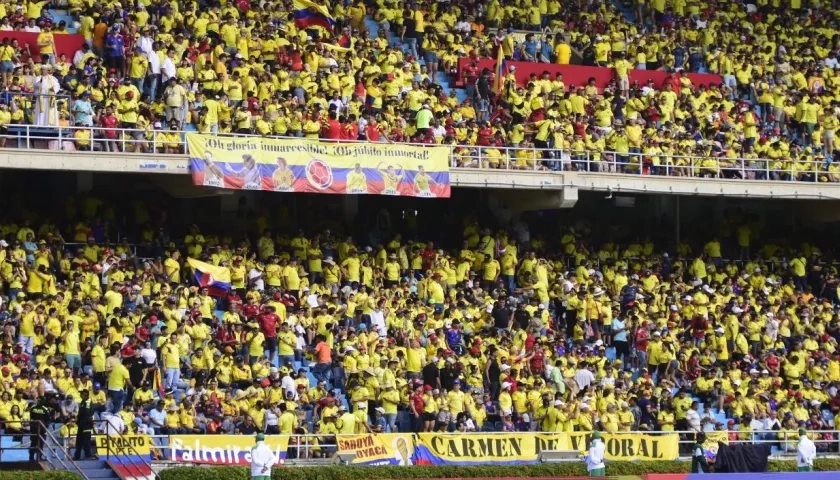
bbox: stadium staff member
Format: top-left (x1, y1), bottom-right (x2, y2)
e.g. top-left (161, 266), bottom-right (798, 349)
top-left (74, 390), bottom-right (97, 461)
top-left (797, 428), bottom-right (816, 472)
top-left (251, 433), bottom-right (276, 480)
top-left (691, 433), bottom-right (710, 473)
top-left (28, 396), bottom-right (53, 462)
top-left (585, 431), bottom-right (606, 477)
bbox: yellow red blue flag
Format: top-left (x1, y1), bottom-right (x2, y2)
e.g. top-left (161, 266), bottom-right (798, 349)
top-left (187, 258), bottom-right (231, 296)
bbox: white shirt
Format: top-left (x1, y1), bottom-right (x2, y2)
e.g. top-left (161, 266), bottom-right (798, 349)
top-left (763, 417), bottom-right (781, 431)
top-left (24, 26), bottom-right (41, 32)
top-left (454, 21), bottom-right (471, 33)
top-left (306, 292), bottom-right (319, 308)
top-left (102, 413), bottom-right (126, 436)
top-left (574, 369), bottom-right (596, 390)
top-left (140, 347), bottom-right (157, 366)
top-left (250, 441), bottom-right (276, 477)
top-left (264, 409), bottom-right (278, 427)
top-left (586, 439), bottom-right (606, 471)
top-left (797, 436), bottom-right (816, 467)
top-left (41, 378), bottom-right (57, 394)
top-left (369, 309), bottom-right (387, 336)
top-left (147, 51), bottom-right (160, 75)
top-left (686, 408), bottom-right (702, 432)
top-left (137, 36), bottom-right (153, 56)
top-left (72, 49), bottom-right (86, 68)
top-left (328, 98), bottom-right (344, 112)
top-left (281, 374), bottom-right (297, 398)
top-left (161, 57), bottom-right (176, 80)
top-left (248, 268), bottom-right (265, 291)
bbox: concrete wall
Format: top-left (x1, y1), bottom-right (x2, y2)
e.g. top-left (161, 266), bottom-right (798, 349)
top-left (3, 149), bottom-right (840, 206)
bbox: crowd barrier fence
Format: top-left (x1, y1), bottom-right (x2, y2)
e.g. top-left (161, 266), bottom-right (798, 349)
top-left (2, 124), bottom-right (838, 185)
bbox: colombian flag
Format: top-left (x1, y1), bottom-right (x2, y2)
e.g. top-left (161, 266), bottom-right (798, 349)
top-left (293, 0), bottom-right (335, 34)
top-left (187, 258), bottom-right (231, 296)
top-left (153, 367), bottom-right (165, 397)
top-left (494, 44), bottom-right (506, 95)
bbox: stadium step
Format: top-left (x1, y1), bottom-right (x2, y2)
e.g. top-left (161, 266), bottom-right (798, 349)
top-left (364, 15), bottom-right (407, 53)
top-left (452, 88), bottom-right (469, 104)
top-left (610, 0), bottom-right (636, 23)
top-left (48, 9), bottom-right (78, 33)
top-left (74, 460), bottom-right (119, 480)
top-left (365, 18), bottom-right (380, 38)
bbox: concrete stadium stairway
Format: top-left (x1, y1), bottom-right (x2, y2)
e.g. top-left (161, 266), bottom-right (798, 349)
top-left (365, 16), bottom-right (469, 104)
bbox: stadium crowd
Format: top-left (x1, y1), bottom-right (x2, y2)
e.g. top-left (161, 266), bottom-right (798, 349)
top-left (0, 197), bottom-right (838, 460)
top-left (0, 0), bottom-right (837, 179)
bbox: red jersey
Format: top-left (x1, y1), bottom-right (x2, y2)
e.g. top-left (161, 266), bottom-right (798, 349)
top-left (463, 64), bottom-right (479, 87)
top-left (502, 374), bottom-right (519, 393)
top-left (246, 96), bottom-right (260, 115)
top-left (366, 122), bottom-right (380, 141)
top-left (389, 128), bottom-right (406, 142)
top-left (216, 327), bottom-right (236, 346)
top-left (241, 303), bottom-right (259, 319)
top-left (338, 33), bottom-right (352, 48)
top-left (227, 292), bottom-right (242, 310)
top-left (634, 328), bottom-right (650, 352)
top-left (11, 352), bottom-right (29, 364)
top-left (290, 51), bottom-right (303, 71)
top-left (421, 248), bottom-right (436, 270)
top-left (573, 120), bottom-right (586, 137)
top-left (529, 349), bottom-right (545, 374)
top-left (354, 82), bottom-right (366, 99)
top-left (121, 31), bottom-right (134, 57)
top-left (477, 127), bottom-right (493, 146)
top-left (258, 313), bottom-right (280, 338)
top-left (766, 354), bottom-right (780, 371)
top-left (410, 392), bottom-right (425, 413)
top-left (135, 326), bottom-right (150, 342)
top-left (100, 115), bottom-right (118, 138)
top-left (690, 316), bottom-right (708, 339)
top-left (276, 49), bottom-right (291, 68)
top-left (322, 119), bottom-right (341, 140)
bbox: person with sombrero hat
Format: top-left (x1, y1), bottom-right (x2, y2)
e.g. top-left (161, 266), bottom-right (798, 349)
top-left (251, 432), bottom-right (276, 480)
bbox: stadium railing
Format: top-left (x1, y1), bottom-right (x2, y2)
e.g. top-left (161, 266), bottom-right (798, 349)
top-left (0, 420), bottom-right (87, 475)
top-left (98, 426), bottom-right (158, 479)
top-left (2, 124), bottom-right (838, 184)
top-left (141, 430), bottom-right (840, 462)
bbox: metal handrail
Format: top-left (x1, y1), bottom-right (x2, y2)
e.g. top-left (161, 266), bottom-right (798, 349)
top-left (100, 425), bottom-right (158, 480)
top-left (0, 420), bottom-right (88, 477)
top-left (39, 420), bottom-right (87, 477)
top-left (1, 123), bottom-right (838, 185)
